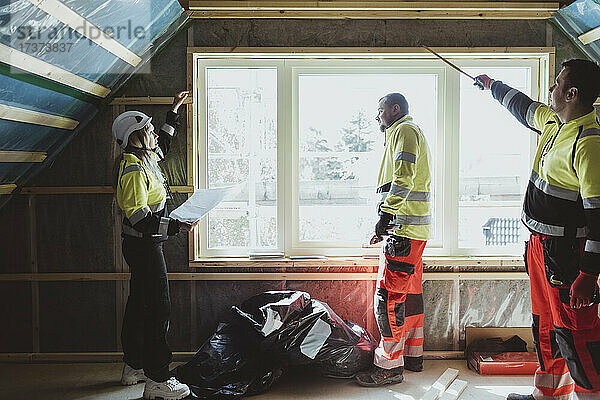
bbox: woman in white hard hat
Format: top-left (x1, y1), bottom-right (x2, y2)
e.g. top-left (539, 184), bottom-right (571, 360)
top-left (112, 91), bottom-right (195, 400)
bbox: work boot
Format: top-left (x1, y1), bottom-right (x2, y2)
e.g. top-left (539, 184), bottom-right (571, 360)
top-left (143, 377), bottom-right (190, 400)
top-left (404, 356), bottom-right (424, 372)
top-left (121, 364), bottom-right (146, 385)
top-left (355, 366), bottom-right (404, 387)
top-left (507, 394), bottom-right (535, 400)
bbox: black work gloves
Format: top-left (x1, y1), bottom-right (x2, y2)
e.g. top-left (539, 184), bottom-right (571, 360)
top-left (375, 212), bottom-right (395, 239)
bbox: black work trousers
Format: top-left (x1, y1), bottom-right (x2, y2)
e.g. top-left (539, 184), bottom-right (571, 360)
top-left (121, 237), bottom-right (173, 382)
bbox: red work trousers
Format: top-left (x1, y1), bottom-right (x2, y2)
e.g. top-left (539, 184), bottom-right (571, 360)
top-left (527, 234), bottom-right (600, 400)
top-left (374, 236), bottom-right (426, 370)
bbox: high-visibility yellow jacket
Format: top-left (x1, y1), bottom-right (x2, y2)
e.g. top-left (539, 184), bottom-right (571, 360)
top-left (491, 80), bottom-right (600, 275)
top-left (116, 111), bottom-right (180, 240)
top-left (376, 115), bottom-right (432, 240)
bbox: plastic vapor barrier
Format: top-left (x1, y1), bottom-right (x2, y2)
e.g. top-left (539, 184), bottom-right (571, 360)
top-left (552, 0), bottom-right (600, 62)
top-left (0, 0), bottom-right (184, 85)
top-left (0, 0), bottom-right (187, 195)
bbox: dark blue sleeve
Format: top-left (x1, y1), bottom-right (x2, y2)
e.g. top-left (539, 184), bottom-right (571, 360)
top-left (157, 111), bottom-right (180, 156)
top-left (490, 80), bottom-right (542, 135)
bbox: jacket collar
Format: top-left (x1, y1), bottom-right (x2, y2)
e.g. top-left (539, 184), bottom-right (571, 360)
top-left (385, 114), bottom-right (413, 135)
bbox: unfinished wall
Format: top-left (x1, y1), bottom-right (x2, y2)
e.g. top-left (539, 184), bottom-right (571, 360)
top-left (0, 19), bottom-right (584, 356)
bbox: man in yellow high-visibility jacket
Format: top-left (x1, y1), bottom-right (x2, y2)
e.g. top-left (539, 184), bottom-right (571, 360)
top-left (475, 59), bottom-right (600, 400)
top-left (355, 92), bottom-right (432, 387)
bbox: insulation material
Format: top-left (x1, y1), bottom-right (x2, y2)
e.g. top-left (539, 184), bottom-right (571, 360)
top-left (0, 282), bottom-right (33, 352)
top-left (125, 105), bottom-right (189, 186)
top-left (35, 194), bottom-right (115, 273)
top-left (116, 31), bottom-right (188, 97)
top-left (0, 195), bottom-right (29, 273)
top-left (190, 279), bottom-right (531, 353)
top-left (30, 110), bottom-right (115, 187)
top-left (423, 280), bottom-right (456, 350)
top-left (168, 280), bottom-right (192, 351)
top-left (459, 280), bottom-right (532, 348)
top-left (39, 281), bottom-right (117, 352)
top-left (552, 0), bottom-right (600, 62)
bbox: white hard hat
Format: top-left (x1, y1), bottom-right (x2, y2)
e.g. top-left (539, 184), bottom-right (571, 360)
top-left (112, 111), bottom-right (152, 149)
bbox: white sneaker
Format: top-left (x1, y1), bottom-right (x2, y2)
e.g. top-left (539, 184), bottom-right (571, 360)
top-left (120, 364), bottom-right (146, 385)
top-left (143, 377), bottom-right (190, 400)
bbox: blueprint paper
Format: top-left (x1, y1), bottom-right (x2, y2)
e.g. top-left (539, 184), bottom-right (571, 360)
top-left (170, 185), bottom-right (242, 223)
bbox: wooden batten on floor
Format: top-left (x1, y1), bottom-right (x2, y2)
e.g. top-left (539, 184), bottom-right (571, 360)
top-left (0, 151), bottom-right (47, 163)
top-left (0, 43), bottom-right (110, 98)
top-left (0, 104), bottom-right (79, 130)
top-left (24, 0), bottom-right (141, 67)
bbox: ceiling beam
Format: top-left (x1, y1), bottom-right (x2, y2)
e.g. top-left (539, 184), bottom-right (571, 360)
top-left (187, 1), bottom-right (559, 19)
top-left (25, 0), bottom-right (142, 66)
top-left (579, 26), bottom-right (600, 46)
top-left (0, 184), bottom-right (17, 194)
top-left (0, 104), bottom-right (79, 130)
top-left (0, 43), bottom-right (110, 98)
top-left (0, 151), bottom-right (47, 163)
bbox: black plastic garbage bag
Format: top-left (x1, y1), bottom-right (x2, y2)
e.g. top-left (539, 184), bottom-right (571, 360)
top-left (175, 290), bottom-right (377, 398)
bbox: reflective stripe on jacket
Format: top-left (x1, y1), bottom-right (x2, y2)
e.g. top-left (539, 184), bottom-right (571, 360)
top-left (376, 115), bottom-right (432, 240)
top-left (491, 80), bottom-right (600, 275)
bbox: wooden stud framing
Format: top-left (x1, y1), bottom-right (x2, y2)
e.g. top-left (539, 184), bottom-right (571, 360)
top-left (0, 151), bottom-right (47, 163)
top-left (187, 25), bottom-right (199, 350)
top-left (28, 195), bottom-right (40, 353)
top-left (0, 104), bottom-right (79, 130)
top-left (186, 1), bottom-right (558, 19)
top-left (579, 26), bottom-right (600, 46)
top-left (111, 105), bottom-right (126, 351)
top-left (0, 184), bottom-right (17, 194)
top-left (25, 0), bottom-right (141, 66)
top-left (109, 97), bottom-right (193, 105)
top-left (0, 43), bottom-right (110, 98)
top-left (187, 46), bottom-right (555, 56)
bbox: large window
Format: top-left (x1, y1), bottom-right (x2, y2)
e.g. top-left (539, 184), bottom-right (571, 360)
top-left (193, 53), bottom-right (547, 257)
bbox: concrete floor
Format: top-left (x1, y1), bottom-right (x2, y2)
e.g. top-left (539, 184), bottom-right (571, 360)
top-left (0, 360), bottom-right (533, 400)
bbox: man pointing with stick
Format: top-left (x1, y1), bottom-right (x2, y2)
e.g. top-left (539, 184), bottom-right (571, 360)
top-left (475, 60), bottom-right (600, 400)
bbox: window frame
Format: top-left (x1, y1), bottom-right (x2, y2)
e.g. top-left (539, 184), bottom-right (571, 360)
top-left (189, 48), bottom-right (553, 259)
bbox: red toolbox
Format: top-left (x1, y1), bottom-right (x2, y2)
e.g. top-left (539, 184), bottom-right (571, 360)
top-left (468, 351), bottom-right (539, 375)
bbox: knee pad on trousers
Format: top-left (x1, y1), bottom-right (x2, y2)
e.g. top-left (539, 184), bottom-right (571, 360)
top-left (375, 288), bottom-right (405, 338)
top-left (554, 326), bottom-right (593, 390)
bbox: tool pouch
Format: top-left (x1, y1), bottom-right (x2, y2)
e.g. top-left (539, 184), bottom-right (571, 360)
top-left (540, 236), bottom-right (581, 288)
top-left (384, 236), bottom-right (414, 275)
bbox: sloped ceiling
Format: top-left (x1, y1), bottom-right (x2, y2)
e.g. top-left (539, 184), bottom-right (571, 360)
top-left (552, 0), bottom-right (600, 65)
top-left (0, 0), bottom-right (187, 207)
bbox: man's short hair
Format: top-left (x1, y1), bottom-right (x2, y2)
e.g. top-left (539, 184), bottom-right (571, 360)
top-left (380, 92), bottom-right (409, 115)
top-left (561, 59), bottom-right (600, 107)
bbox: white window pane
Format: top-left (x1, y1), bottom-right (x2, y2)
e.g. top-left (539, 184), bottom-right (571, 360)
top-left (298, 74), bottom-right (437, 243)
top-left (458, 67), bottom-right (532, 249)
top-left (206, 68), bottom-right (277, 249)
